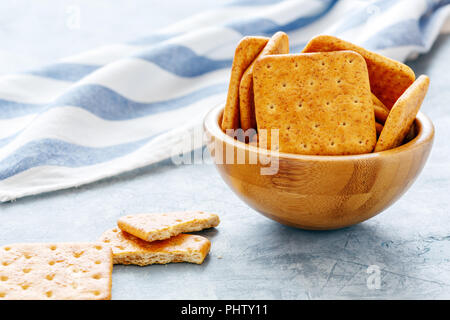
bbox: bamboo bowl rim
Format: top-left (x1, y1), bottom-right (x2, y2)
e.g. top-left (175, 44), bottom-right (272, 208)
top-left (204, 103), bottom-right (435, 162)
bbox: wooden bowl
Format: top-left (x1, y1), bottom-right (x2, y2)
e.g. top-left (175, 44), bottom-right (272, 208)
top-left (204, 104), bottom-right (435, 230)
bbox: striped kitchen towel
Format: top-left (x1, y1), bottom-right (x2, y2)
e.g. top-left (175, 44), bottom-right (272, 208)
top-left (0, 0), bottom-right (449, 202)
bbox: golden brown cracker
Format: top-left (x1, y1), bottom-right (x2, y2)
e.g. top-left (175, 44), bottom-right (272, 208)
top-left (239, 32), bottom-right (289, 131)
top-left (375, 75), bottom-right (429, 152)
top-left (117, 211), bottom-right (219, 242)
top-left (372, 92), bottom-right (389, 124)
top-left (302, 35), bottom-right (415, 109)
top-left (99, 229), bottom-right (211, 266)
top-left (253, 51), bottom-right (376, 155)
top-left (221, 36), bottom-right (269, 131)
top-left (375, 122), bottom-right (383, 136)
top-left (0, 243), bottom-right (112, 300)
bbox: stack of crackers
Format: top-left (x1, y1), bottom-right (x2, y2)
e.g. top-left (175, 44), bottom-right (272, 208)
top-left (222, 33), bottom-right (430, 155)
top-left (99, 211), bottom-right (219, 266)
top-left (0, 211), bottom-right (219, 300)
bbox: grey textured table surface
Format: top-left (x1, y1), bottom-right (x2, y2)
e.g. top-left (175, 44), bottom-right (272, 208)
top-left (1, 3), bottom-right (450, 299)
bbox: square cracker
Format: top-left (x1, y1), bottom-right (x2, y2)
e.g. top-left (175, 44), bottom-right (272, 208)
top-left (221, 36), bottom-right (269, 131)
top-left (117, 211), bottom-right (219, 242)
top-left (374, 75), bottom-right (429, 152)
top-left (0, 242), bottom-right (112, 300)
top-left (239, 31), bottom-right (289, 131)
top-left (253, 51), bottom-right (376, 155)
top-left (99, 229), bottom-right (211, 266)
top-left (302, 35), bottom-right (415, 109)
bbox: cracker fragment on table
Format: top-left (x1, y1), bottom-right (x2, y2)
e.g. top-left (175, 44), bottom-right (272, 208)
top-left (118, 211), bottom-right (219, 242)
top-left (0, 242), bottom-right (112, 300)
top-left (99, 229), bottom-right (211, 266)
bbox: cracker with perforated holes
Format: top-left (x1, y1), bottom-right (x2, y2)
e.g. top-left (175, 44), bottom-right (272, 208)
top-left (221, 36), bottom-right (269, 131)
top-left (372, 92), bottom-right (389, 124)
top-left (302, 35), bottom-right (416, 109)
top-left (99, 229), bottom-right (211, 266)
top-left (0, 242), bottom-right (112, 300)
top-left (239, 31), bottom-right (289, 131)
top-left (253, 51), bottom-right (376, 155)
top-left (375, 75), bottom-right (429, 152)
top-left (117, 211), bottom-right (220, 242)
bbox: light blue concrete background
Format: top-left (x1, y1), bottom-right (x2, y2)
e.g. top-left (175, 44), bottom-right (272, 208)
top-left (1, 1), bottom-right (450, 299)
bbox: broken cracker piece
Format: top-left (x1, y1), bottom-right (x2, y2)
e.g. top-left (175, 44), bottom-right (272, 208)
top-left (117, 211), bottom-right (219, 242)
top-left (239, 31), bottom-right (289, 131)
top-left (0, 242), bottom-right (112, 300)
top-left (221, 36), bottom-right (269, 131)
top-left (375, 75), bottom-right (429, 152)
top-left (302, 35), bottom-right (415, 109)
top-left (253, 51), bottom-right (376, 155)
top-left (99, 229), bottom-right (211, 266)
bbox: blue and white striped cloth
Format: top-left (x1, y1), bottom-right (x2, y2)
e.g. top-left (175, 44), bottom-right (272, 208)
top-left (0, 0), bottom-right (449, 202)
